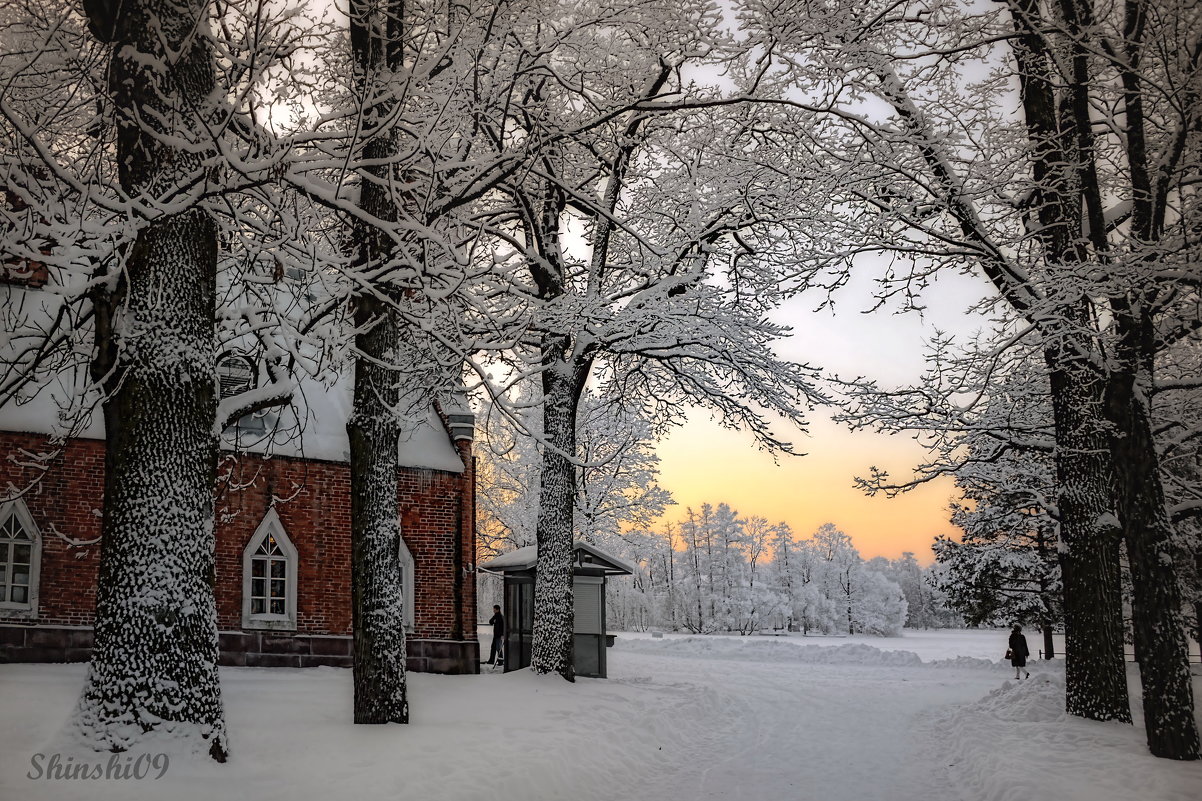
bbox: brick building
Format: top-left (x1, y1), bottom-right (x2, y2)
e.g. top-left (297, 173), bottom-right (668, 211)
top-left (0, 372), bottom-right (481, 674)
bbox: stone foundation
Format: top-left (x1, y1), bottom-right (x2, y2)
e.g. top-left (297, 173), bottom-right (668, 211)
top-left (0, 625), bottom-right (480, 675)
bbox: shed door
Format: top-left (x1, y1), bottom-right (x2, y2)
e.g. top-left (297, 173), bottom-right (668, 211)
top-left (504, 578), bottom-right (534, 672)
top-left (573, 580), bottom-right (602, 635)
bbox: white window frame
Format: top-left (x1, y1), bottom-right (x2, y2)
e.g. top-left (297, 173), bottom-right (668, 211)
top-left (0, 498), bottom-right (41, 617)
top-left (241, 508), bottom-right (298, 631)
top-left (399, 535), bottom-right (415, 632)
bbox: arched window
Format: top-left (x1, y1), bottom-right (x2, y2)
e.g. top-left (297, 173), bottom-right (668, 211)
top-left (0, 499), bottom-right (41, 615)
top-left (399, 535), bottom-right (415, 631)
top-left (242, 509), bottom-right (297, 630)
top-left (217, 351), bottom-right (276, 436)
top-left (216, 352), bottom-right (255, 400)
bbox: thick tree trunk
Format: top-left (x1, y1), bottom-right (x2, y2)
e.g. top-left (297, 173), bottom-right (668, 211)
top-left (1004, 0), bottom-right (1128, 724)
top-left (348, 296), bottom-right (409, 724)
top-left (531, 340), bottom-right (586, 680)
top-left (1047, 357), bottom-right (1131, 723)
top-left (79, 212), bottom-right (226, 760)
top-left (75, 0), bottom-right (227, 760)
top-left (1106, 313), bottom-right (1199, 760)
top-left (345, 0), bottom-right (411, 722)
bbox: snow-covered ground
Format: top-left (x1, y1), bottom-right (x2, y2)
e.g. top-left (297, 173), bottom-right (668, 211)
top-left (2, 629), bottom-right (1199, 801)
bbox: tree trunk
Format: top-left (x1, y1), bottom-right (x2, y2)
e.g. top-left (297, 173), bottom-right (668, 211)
top-left (1038, 615), bottom-right (1057, 654)
top-left (1047, 356), bottom-right (1131, 723)
top-left (1041, 618), bottom-right (1055, 660)
top-left (347, 295), bottom-right (409, 724)
top-left (79, 213), bottom-right (226, 760)
top-left (1106, 311), bottom-right (1200, 759)
top-left (345, 0), bottom-right (411, 723)
top-left (531, 337), bottom-right (586, 680)
top-left (1036, 529), bottom-right (1056, 659)
top-left (75, 0), bottom-right (227, 760)
top-left (1004, 0), bottom-right (1128, 726)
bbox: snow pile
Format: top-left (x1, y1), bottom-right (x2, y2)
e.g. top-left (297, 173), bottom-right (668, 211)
top-left (615, 631), bottom-right (1057, 671)
top-left (966, 671), bottom-right (1069, 723)
top-left (929, 655), bottom-right (1020, 672)
top-left (931, 673), bottom-right (1201, 801)
top-left (928, 655), bottom-right (1000, 671)
top-left (615, 634), bottom-right (924, 666)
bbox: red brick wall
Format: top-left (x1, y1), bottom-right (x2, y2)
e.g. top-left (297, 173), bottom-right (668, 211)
top-left (0, 434), bottom-right (103, 626)
top-left (0, 431), bottom-right (477, 642)
top-left (215, 452), bottom-right (355, 635)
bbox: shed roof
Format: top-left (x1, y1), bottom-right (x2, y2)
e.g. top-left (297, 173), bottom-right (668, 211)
top-left (481, 541), bottom-right (636, 576)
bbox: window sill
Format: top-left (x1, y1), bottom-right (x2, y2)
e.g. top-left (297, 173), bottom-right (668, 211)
top-left (242, 617), bottom-right (297, 632)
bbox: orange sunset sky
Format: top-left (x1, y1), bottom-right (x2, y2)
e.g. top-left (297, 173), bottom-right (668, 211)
top-left (652, 412), bottom-right (958, 564)
top-left (648, 267), bottom-right (996, 564)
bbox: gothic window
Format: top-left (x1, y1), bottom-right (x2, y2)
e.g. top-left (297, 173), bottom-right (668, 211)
top-left (0, 499), bottom-right (41, 615)
top-left (217, 352), bottom-right (273, 436)
top-left (216, 352), bottom-right (255, 400)
top-left (399, 535), bottom-right (415, 631)
top-left (241, 509), bottom-right (297, 630)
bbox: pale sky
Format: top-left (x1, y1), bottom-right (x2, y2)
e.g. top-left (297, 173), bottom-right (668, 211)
top-left (651, 266), bottom-right (997, 564)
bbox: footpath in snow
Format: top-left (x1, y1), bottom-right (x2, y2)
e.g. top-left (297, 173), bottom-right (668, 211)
top-left (1, 629), bottom-right (1199, 801)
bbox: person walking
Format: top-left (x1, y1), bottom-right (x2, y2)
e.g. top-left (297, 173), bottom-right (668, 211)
top-left (1008, 624), bottom-right (1030, 679)
top-left (485, 604), bottom-right (505, 666)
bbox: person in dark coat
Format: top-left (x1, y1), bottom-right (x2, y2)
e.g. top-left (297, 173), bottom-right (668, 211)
top-left (1008, 624), bottom-right (1030, 679)
top-left (485, 604), bottom-right (505, 665)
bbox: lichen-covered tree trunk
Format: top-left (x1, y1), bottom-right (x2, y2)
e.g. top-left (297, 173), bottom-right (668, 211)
top-left (531, 337), bottom-right (587, 680)
top-left (1106, 311), bottom-right (1200, 760)
top-left (80, 214), bottom-right (225, 758)
top-left (1046, 355), bottom-right (1131, 724)
top-left (75, 0), bottom-right (227, 760)
top-left (347, 294), bottom-right (409, 724)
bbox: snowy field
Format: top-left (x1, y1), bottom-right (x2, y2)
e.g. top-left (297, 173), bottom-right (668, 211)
top-left (2, 628), bottom-right (1199, 801)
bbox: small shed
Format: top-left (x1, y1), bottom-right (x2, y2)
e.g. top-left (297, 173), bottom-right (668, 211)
top-left (481, 541), bottom-right (635, 678)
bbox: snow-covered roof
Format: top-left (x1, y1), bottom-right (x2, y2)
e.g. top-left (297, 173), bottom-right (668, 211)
top-left (0, 370), bottom-right (466, 472)
top-left (243, 375), bottom-right (467, 472)
top-left (481, 541), bottom-right (636, 575)
top-left (0, 283), bottom-right (467, 473)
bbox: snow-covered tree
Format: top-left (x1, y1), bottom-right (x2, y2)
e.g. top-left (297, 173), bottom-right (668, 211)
top-left (850, 569), bottom-right (908, 637)
top-left (0, 0), bottom-right (260, 759)
top-left (304, 0), bottom-right (555, 724)
top-left (868, 553), bottom-right (951, 631)
top-left (0, 0), bottom-right (343, 756)
top-left (936, 444), bottom-right (1062, 658)
top-left (482, 5), bottom-right (828, 678)
top-left (475, 388), bottom-right (674, 557)
top-left (743, 0), bottom-right (1201, 755)
top-left (575, 396), bottom-right (675, 544)
top-left (769, 527), bottom-right (842, 634)
top-left (73, 0), bottom-right (232, 758)
top-left (603, 507), bottom-right (911, 637)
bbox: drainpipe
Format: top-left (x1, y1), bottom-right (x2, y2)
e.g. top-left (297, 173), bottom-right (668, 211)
top-left (446, 390), bottom-right (475, 648)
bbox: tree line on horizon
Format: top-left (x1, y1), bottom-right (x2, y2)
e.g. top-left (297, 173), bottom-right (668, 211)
top-left (605, 514), bottom-right (955, 637)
